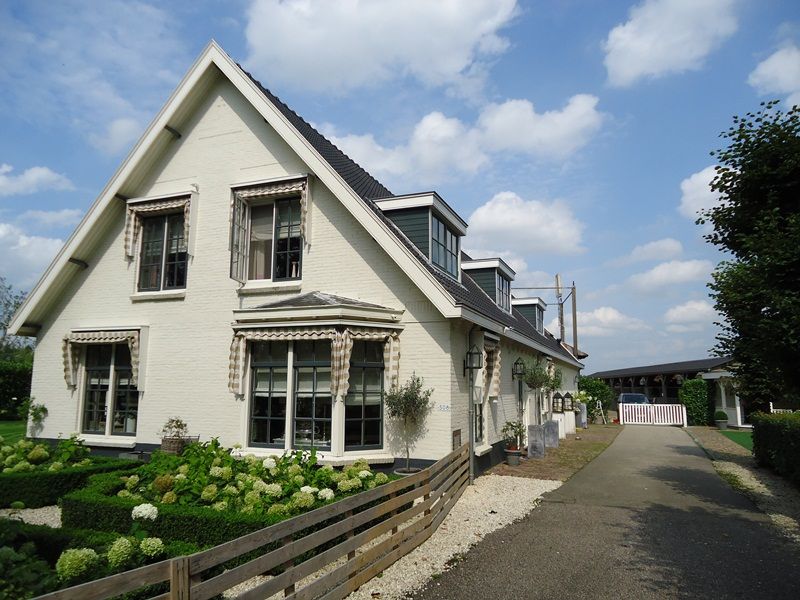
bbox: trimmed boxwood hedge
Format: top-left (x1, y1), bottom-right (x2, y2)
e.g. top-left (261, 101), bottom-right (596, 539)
top-left (0, 457), bottom-right (138, 508)
top-left (62, 471), bottom-right (288, 547)
top-left (751, 411), bottom-right (800, 484)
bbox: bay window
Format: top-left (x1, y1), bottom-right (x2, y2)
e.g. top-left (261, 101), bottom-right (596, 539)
top-left (345, 341), bottom-right (384, 450)
top-left (249, 341), bottom-right (288, 447)
top-left (293, 340), bottom-right (332, 450)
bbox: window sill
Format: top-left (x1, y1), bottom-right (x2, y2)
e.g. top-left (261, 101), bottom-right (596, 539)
top-left (236, 447), bottom-right (394, 466)
top-left (474, 443), bottom-right (493, 456)
top-left (130, 290), bottom-right (186, 302)
top-left (79, 435), bottom-right (137, 449)
top-left (237, 280), bottom-right (302, 295)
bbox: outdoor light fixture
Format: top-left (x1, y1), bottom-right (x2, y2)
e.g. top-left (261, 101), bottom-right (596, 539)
top-left (639, 377), bottom-right (647, 385)
top-left (553, 392), bottom-right (564, 413)
top-left (463, 344), bottom-right (483, 376)
top-left (563, 392), bottom-right (573, 411)
top-left (512, 357), bottom-right (526, 379)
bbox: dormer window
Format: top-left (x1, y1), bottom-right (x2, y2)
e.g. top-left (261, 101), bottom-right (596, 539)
top-left (496, 272), bottom-right (511, 312)
top-left (431, 214), bottom-right (459, 278)
top-left (536, 306), bottom-right (544, 333)
top-left (511, 297), bottom-right (547, 334)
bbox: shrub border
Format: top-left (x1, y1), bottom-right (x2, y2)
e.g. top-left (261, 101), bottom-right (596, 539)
top-left (751, 411), bottom-right (800, 485)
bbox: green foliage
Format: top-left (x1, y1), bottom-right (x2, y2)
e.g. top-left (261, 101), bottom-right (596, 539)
top-left (578, 376), bottom-right (614, 421)
top-left (385, 375), bottom-right (434, 471)
top-left (0, 362), bottom-right (32, 421)
top-left (714, 410), bottom-right (729, 421)
top-left (701, 101), bottom-right (800, 410)
top-left (17, 399), bottom-right (48, 433)
top-left (522, 358), bottom-right (561, 392)
top-left (0, 455), bottom-right (135, 508)
top-left (678, 379), bottom-right (711, 425)
top-left (0, 544), bottom-right (58, 599)
top-left (159, 416), bottom-right (189, 439)
top-left (751, 412), bottom-right (800, 484)
top-left (501, 421), bottom-right (525, 450)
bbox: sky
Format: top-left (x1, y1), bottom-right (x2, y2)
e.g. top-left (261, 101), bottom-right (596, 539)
top-left (1, 0), bottom-right (799, 373)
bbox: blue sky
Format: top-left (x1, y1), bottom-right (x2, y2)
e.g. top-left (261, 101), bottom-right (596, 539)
top-left (1, 0), bottom-right (799, 372)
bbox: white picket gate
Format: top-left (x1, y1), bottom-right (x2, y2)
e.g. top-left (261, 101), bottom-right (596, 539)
top-left (619, 403), bottom-right (687, 427)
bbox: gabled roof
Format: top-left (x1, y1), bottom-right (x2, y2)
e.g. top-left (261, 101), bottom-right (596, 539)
top-left (9, 41), bottom-right (582, 368)
top-left (589, 357), bottom-right (732, 379)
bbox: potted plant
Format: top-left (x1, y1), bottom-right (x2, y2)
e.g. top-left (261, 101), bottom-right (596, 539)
top-left (501, 420), bottom-right (526, 466)
top-left (385, 374), bottom-right (433, 475)
top-left (714, 410), bottom-right (729, 430)
top-left (159, 417), bottom-right (190, 454)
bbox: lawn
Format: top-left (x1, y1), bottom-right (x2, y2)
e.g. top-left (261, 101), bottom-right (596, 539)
top-left (720, 429), bottom-right (753, 452)
top-left (0, 420), bottom-right (26, 443)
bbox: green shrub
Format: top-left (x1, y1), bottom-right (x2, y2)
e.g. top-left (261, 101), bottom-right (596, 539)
top-left (0, 357), bottom-right (32, 421)
top-left (751, 412), bottom-right (800, 484)
top-left (0, 457), bottom-right (136, 508)
top-left (714, 410), bottom-right (729, 421)
top-left (0, 544), bottom-right (58, 599)
top-left (678, 379), bottom-right (712, 425)
top-left (577, 376), bottom-right (614, 421)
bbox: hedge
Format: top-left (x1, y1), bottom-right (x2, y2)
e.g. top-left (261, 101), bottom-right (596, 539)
top-left (0, 358), bottom-right (32, 420)
top-left (751, 412), bottom-right (800, 485)
top-left (61, 471), bottom-right (289, 547)
top-left (678, 378), bottom-right (712, 425)
top-left (0, 458), bottom-right (137, 508)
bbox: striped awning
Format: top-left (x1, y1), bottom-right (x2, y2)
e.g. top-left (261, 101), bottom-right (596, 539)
top-left (124, 197), bottom-right (190, 258)
top-left (228, 325), bottom-right (400, 397)
top-left (234, 178), bottom-right (308, 240)
top-left (62, 330), bottom-right (140, 388)
top-left (483, 341), bottom-right (502, 399)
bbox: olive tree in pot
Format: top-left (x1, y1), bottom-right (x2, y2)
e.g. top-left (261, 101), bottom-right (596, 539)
top-left (501, 420), bottom-right (526, 466)
top-left (385, 374), bottom-right (433, 475)
top-left (159, 417), bottom-right (192, 454)
top-left (714, 410), bottom-right (729, 430)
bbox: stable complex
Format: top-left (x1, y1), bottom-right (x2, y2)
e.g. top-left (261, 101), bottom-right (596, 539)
top-left (9, 42), bottom-right (583, 468)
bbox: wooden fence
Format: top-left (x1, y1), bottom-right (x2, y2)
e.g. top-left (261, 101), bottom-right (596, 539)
top-left (36, 444), bottom-right (470, 600)
top-left (619, 403), bottom-right (687, 427)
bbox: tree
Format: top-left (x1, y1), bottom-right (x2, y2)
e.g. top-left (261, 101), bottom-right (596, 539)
top-left (1, 276), bottom-right (29, 359)
top-left (700, 101), bottom-right (800, 411)
top-left (0, 277), bottom-right (33, 419)
top-left (384, 374), bottom-right (433, 473)
top-left (577, 376), bottom-right (614, 422)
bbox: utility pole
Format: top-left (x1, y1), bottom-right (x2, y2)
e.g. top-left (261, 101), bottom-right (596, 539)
top-left (571, 281), bottom-right (578, 355)
top-left (555, 274), bottom-right (565, 341)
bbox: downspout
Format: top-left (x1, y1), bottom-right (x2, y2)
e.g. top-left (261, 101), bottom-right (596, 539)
top-left (467, 324), bottom-right (478, 485)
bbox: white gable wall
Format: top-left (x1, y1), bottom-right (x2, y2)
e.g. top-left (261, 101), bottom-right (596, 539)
top-left (30, 73), bottom-right (454, 461)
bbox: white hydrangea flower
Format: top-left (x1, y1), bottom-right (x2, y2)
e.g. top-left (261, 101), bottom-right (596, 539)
top-left (263, 483), bottom-right (282, 497)
top-left (209, 466), bottom-right (224, 478)
top-left (300, 486), bottom-right (319, 494)
top-left (131, 503), bottom-right (158, 521)
top-left (262, 457), bottom-right (276, 469)
top-left (174, 473), bottom-right (186, 480)
top-left (318, 488), bottom-right (335, 501)
top-left (358, 470), bottom-right (372, 479)
top-left (253, 479), bottom-right (268, 493)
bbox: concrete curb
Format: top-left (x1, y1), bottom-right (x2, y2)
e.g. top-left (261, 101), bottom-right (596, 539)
top-left (684, 427), bottom-right (718, 461)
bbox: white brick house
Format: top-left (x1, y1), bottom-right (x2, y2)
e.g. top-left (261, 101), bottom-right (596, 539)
top-left (9, 42), bottom-right (583, 468)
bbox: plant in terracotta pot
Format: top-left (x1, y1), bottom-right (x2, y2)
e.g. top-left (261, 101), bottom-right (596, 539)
top-left (159, 417), bottom-right (190, 454)
top-left (501, 420), bottom-right (526, 466)
top-left (714, 410), bottom-right (729, 430)
top-left (385, 374), bottom-right (433, 475)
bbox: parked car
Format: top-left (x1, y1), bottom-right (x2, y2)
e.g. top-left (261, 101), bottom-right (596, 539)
top-left (617, 393), bottom-right (651, 405)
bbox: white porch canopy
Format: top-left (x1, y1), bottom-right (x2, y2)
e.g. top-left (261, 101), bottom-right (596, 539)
top-left (62, 330), bottom-right (140, 388)
top-left (123, 196), bottom-right (191, 258)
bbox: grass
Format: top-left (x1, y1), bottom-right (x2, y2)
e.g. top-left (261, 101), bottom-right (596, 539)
top-left (0, 420), bottom-right (26, 444)
top-left (720, 430), bottom-right (753, 452)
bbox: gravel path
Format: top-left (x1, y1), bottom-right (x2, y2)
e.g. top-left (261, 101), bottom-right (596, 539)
top-left (688, 426), bottom-right (800, 544)
top-left (0, 505), bottom-right (62, 527)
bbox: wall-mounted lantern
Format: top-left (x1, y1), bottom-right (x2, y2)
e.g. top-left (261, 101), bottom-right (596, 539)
top-left (512, 357), bottom-right (526, 380)
top-left (463, 344), bottom-right (483, 376)
top-left (553, 392), bottom-right (564, 413)
top-left (639, 377), bottom-right (647, 386)
top-left (563, 392), bottom-right (573, 411)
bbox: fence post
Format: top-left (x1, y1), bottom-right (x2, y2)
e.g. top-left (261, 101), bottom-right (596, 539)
top-left (681, 405), bottom-right (687, 428)
top-left (619, 404), bottom-right (624, 425)
top-left (169, 556), bottom-right (190, 600)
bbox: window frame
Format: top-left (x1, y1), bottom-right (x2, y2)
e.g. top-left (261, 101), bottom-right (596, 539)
top-left (137, 213), bottom-right (188, 292)
top-left (81, 343), bottom-right (139, 437)
top-left (248, 341), bottom-right (289, 449)
top-left (496, 272), bottom-right (511, 312)
top-left (344, 341), bottom-right (384, 451)
top-left (292, 340), bottom-right (332, 451)
top-left (431, 214), bottom-right (459, 279)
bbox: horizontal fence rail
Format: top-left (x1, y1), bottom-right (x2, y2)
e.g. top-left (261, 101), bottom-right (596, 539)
top-left (35, 444), bottom-right (470, 600)
top-left (619, 403), bottom-right (687, 427)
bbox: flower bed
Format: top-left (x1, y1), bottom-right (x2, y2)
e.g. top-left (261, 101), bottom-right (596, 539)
top-left (62, 439), bottom-right (391, 547)
top-left (0, 435), bottom-right (136, 508)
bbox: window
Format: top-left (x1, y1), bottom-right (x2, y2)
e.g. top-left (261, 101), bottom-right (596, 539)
top-left (82, 344), bottom-right (138, 435)
top-left (138, 214), bottom-right (187, 291)
top-left (231, 195), bottom-right (302, 283)
top-left (496, 273), bottom-right (511, 312)
top-left (431, 214), bottom-right (458, 278)
top-left (475, 397), bottom-right (484, 443)
top-left (249, 341), bottom-right (288, 447)
top-left (536, 306), bottom-right (544, 334)
top-left (293, 340), bottom-right (332, 450)
top-left (345, 341), bottom-right (384, 450)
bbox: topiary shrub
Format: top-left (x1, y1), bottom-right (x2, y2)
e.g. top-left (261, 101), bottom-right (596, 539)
top-left (751, 412), bottom-right (800, 484)
top-left (678, 378), bottom-right (711, 425)
top-left (714, 410), bottom-right (729, 421)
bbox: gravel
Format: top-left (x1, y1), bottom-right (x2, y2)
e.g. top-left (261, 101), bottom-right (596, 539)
top-left (0, 505), bottom-right (62, 527)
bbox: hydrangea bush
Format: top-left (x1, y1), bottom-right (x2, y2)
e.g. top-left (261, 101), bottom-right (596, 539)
top-left (116, 438), bottom-right (391, 519)
top-left (0, 434), bottom-right (93, 474)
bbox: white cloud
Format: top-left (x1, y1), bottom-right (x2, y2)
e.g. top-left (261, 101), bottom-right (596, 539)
top-left (0, 164), bottom-right (74, 197)
top-left (330, 95), bottom-right (603, 184)
top-left (466, 192), bottom-right (585, 257)
top-left (612, 237), bottom-right (682, 265)
top-left (87, 117), bottom-right (144, 156)
top-left (245, 0), bottom-right (518, 96)
top-left (628, 259), bottom-right (713, 290)
top-left (664, 299), bottom-right (716, 323)
top-left (17, 209), bottom-right (83, 230)
top-left (603, 0), bottom-right (738, 87)
top-left (0, 222), bottom-right (63, 289)
top-left (679, 165), bottom-right (721, 219)
top-left (0, 2), bottom-right (187, 155)
top-left (665, 323), bottom-right (704, 333)
top-left (548, 306), bottom-right (648, 338)
top-left (747, 44), bottom-right (800, 107)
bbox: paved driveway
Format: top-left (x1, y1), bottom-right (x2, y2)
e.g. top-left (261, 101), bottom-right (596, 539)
top-left (413, 426), bottom-right (800, 600)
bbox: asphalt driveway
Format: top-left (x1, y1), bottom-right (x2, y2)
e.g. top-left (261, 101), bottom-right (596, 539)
top-left (413, 425), bottom-right (800, 600)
